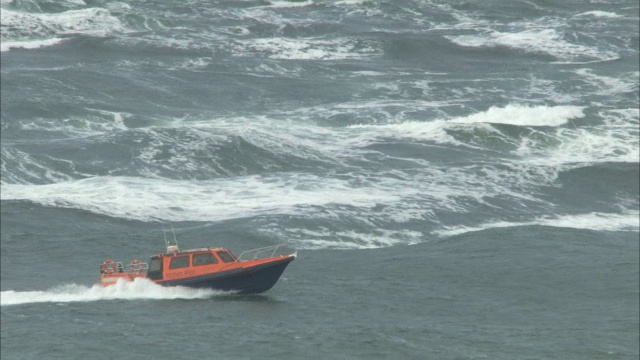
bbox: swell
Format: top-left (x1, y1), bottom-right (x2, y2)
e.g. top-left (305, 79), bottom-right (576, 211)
top-left (1, 122), bottom-right (338, 184)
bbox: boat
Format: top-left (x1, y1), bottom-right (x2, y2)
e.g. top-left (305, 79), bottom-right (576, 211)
top-left (99, 238), bottom-right (297, 294)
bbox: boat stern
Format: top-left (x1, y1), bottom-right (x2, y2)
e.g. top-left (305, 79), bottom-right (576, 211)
top-left (99, 259), bottom-right (148, 286)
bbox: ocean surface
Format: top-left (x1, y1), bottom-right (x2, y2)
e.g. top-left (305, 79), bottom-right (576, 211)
top-left (1, 0), bottom-right (638, 359)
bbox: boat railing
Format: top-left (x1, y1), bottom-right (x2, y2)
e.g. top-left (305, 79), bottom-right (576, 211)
top-left (236, 244), bottom-right (292, 261)
top-left (101, 260), bottom-right (149, 275)
top-left (129, 261), bottom-right (149, 273)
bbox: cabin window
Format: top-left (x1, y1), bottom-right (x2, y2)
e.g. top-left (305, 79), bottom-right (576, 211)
top-left (217, 251), bottom-right (235, 263)
top-left (149, 258), bottom-right (162, 272)
top-left (169, 256), bottom-right (190, 269)
top-left (147, 257), bottom-right (164, 281)
top-left (193, 253), bottom-right (218, 266)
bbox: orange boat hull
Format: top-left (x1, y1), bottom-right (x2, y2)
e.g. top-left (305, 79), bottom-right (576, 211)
top-left (100, 248), bottom-right (296, 294)
top-left (154, 255), bottom-right (295, 293)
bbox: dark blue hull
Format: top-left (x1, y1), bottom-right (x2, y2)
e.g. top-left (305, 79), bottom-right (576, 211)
top-left (155, 257), bottom-right (294, 294)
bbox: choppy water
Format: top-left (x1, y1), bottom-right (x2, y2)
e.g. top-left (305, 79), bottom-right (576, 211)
top-left (1, 0), bottom-right (638, 359)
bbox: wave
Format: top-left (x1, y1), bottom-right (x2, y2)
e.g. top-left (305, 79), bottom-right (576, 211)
top-left (452, 104), bottom-right (584, 127)
top-left (232, 36), bottom-right (380, 60)
top-left (348, 104), bottom-right (638, 164)
top-left (0, 5), bottom-right (126, 52)
top-left (0, 278), bottom-right (226, 306)
top-left (2, 116), bottom-right (340, 182)
top-left (2, 105), bottom-right (636, 213)
top-left (262, 227), bottom-right (424, 250)
top-left (0, 152), bottom-right (579, 250)
top-left (447, 27), bottom-right (619, 63)
top-left (0, 158), bottom-right (562, 237)
top-left (0, 147), bottom-right (76, 185)
top-left (442, 7), bottom-right (627, 64)
top-left (15, 109), bottom-right (130, 136)
top-left (433, 211), bottom-right (640, 237)
top-left (574, 69), bottom-right (640, 97)
top-left (0, 174), bottom-right (400, 222)
top-left (0, 37), bottom-right (66, 52)
top-left (575, 11), bottom-right (623, 19)
top-left (261, 0), bottom-right (314, 9)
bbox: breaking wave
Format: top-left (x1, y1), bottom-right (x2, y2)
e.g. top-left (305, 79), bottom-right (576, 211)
top-left (0, 5), bottom-right (127, 52)
top-left (434, 211), bottom-right (640, 237)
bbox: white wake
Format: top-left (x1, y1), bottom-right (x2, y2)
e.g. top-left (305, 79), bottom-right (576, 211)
top-left (1, 278), bottom-right (226, 306)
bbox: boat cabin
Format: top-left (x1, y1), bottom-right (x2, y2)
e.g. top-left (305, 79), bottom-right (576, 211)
top-left (146, 247), bottom-right (238, 281)
top-left (100, 242), bottom-right (296, 292)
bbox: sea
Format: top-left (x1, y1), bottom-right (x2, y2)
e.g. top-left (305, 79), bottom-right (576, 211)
top-left (0, 0), bottom-right (638, 359)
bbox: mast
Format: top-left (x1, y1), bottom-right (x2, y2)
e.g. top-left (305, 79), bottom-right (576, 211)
top-left (163, 224), bottom-right (180, 253)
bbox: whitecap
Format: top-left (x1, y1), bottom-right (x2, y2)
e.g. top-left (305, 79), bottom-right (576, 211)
top-left (433, 211), bottom-right (640, 237)
top-left (233, 37), bottom-right (380, 60)
top-left (447, 28), bottom-right (618, 62)
top-left (0, 7), bottom-right (126, 52)
top-left (261, 0), bottom-right (314, 8)
top-left (0, 38), bottom-right (66, 52)
top-left (452, 104), bottom-right (584, 127)
top-left (575, 11), bottom-right (623, 18)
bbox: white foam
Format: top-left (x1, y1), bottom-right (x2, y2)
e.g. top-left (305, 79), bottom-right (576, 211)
top-left (602, 108), bottom-right (640, 128)
top-left (346, 103), bottom-right (639, 165)
top-left (167, 57), bottom-right (212, 71)
top-left (263, 227), bottom-right (424, 250)
top-left (447, 27), bottom-right (618, 62)
top-left (263, 0), bottom-right (313, 8)
top-left (234, 37), bottom-right (379, 60)
top-left (1, 7), bottom-right (126, 52)
top-left (453, 104), bottom-right (585, 127)
top-left (516, 108), bottom-right (639, 164)
top-left (0, 37), bottom-right (66, 52)
top-left (1, 103), bottom-right (614, 221)
top-left (0, 159), bottom-right (559, 238)
top-left (333, 0), bottom-right (367, 5)
top-left (434, 211), bottom-right (640, 237)
top-left (575, 11), bottom-right (623, 18)
top-left (2, 105), bottom-right (636, 250)
top-left (0, 147), bottom-right (75, 185)
top-left (529, 128), bottom-right (638, 164)
top-left (0, 174), bottom-right (399, 222)
top-left (18, 109), bottom-right (130, 136)
top-left (346, 104), bottom-right (586, 149)
top-left (349, 119), bottom-right (461, 147)
top-left (574, 68), bottom-right (639, 96)
top-left (1, 278), bottom-right (223, 306)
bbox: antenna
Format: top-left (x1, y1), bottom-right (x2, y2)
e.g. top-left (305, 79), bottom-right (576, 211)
top-left (163, 224), bottom-right (169, 249)
top-left (163, 224), bottom-right (180, 254)
top-left (170, 224), bottom-right (179, 248)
